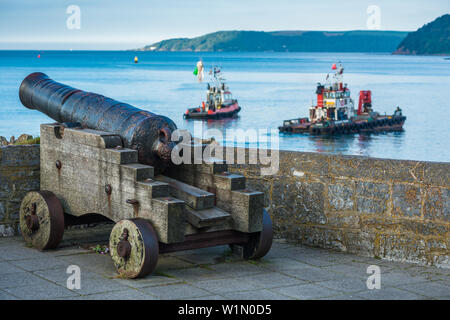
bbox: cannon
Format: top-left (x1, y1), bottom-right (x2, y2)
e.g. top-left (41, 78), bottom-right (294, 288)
top-left (18, 73), bottom-right (273, 278)
top-left (19, 72), bottom-right (176, 169)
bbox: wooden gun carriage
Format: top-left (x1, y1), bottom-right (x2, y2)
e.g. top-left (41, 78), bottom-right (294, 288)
top-left (18, 73), bottom-right (273, 278)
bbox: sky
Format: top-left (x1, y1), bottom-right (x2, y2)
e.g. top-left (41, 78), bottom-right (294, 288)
top-left (0, 0), bottom-right (449, 50)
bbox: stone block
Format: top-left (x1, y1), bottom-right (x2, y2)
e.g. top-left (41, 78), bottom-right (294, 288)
top-left (356, 181), bottom-right (390, 199)
top-left (0, 224), bottom-right (16, 237)
top-left (328, 182), bottom-right (355, 211)
top-left (423, 187), bottom-right (449, 222)
top-left (422, 162), bottom-right (450, 188)
top-left (357, 197), bottom-right (387, 214)
top-left (272, 179), bottom-right (326, 225)
top-left (0, 145), bottom-right (40, 167)
top-left (392, 184), bottom-right (422, 217)
top-left (278, 150), bottom-right (329, 179)
top-left (326, 212), bottom-right (360, 228)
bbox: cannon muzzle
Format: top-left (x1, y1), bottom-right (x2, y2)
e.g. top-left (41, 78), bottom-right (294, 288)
top-left (19, 72), bottom-right (177, 170)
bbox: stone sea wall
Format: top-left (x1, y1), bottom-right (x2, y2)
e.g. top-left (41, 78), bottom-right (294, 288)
top-left (228, 149), bottom-right (449, 268)
top-left (0, 145), bottom-right (40, 236)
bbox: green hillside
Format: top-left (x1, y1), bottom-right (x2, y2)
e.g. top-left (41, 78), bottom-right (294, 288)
top-left (138, 30), bottom-right (408, 52)
top-left (394, 14), bottom-right (450, 55)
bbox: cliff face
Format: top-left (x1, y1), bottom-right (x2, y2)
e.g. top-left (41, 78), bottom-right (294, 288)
top-left (394, 14), bottom-right (450, 55)
top-left (138, 30), bottom-right (408, 53)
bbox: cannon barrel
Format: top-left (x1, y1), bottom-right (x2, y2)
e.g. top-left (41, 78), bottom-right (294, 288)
top-left (19, 72), bottom-right (176, 169)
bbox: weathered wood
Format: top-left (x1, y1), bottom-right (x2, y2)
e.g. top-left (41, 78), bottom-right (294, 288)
top-left (185, 206), bottom-right (231, 228)
top-left (151, 197), bottom-right (185, 243)
top-left (41, 124), bottom-right (138, 165)
top-left (41, 123), bottom-right (123, 149)
top-left (109, 219), bottom-right (159, 278)
top-left (121, 163), bottom-right (154, 181)
top-left (40, 164), bottom-right (183, 243)
top-left (213, 172), bottom-right (246, 190)
top-left (41, 146), bottom-right (153, 185)
top-left (230, 190), bottom-right (264, 233)
top-left (19, 191), bottom-right (64, 250)
top-left (39, 123), bottom-right (264, 243)
top-left (155, 174), bottom-right (215, 210)
top-left (184, 218), bottom-right (233, 236)
top-left (40, 124), bottom-right (187, 243)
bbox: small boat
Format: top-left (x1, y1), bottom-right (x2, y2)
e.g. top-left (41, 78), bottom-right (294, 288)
top-left (184, 66), bottom-right (241, 120)
top-left (279, 63), bottom-right (406, 135)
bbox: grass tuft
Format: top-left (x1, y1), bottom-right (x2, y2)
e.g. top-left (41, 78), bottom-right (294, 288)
top-left (13, 137), bottom-right (40, 145)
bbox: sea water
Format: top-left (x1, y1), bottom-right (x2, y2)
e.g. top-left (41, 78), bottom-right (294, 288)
top-left (0, 50), bottom-right (449, 162)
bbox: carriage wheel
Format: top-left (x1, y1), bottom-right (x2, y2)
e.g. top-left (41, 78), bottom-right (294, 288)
top-left (19, 191), bottom-right (65, 250)
top-left (109, 218), bottom-right (159, 279)
top-left (231, 209), bottom-right (273, 260)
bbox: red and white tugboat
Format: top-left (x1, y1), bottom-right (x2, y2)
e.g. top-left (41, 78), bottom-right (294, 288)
top-left (184, 66), bottom-right (241, 120)
top-left (278, 63), bottom-right (406, 134)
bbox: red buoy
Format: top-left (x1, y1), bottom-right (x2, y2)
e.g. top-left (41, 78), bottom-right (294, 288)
top-left (331, 63), bottom-right (336, 70)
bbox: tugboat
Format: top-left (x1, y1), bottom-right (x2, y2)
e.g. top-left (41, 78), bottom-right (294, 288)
top-left (184, 66), bottom-right (241, 120)
top-left (278, 63), bottom-right (406, 134)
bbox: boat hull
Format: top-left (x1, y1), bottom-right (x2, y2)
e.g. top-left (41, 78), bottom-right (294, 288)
top-left (184, 105), bottom-right (241, 120)
top-left (279, 116), bottom-right (406, 135)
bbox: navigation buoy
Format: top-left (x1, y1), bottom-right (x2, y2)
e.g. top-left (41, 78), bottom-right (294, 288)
top-left (37, 54), bottom-right (41, 59)
top-left (134, 56), bottom-right (138, 63)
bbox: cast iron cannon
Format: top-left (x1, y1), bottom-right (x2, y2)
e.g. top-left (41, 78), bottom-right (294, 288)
top-left (19, 72), bottom-right (176, 169)
top-left (18, 73), bottom-right (273, 278)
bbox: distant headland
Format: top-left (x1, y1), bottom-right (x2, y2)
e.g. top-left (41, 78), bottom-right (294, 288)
top-left (134, 14), bottom-right (449, 55)
top-left (135, 30), bottom-right (408, 53)
top-left (393, 14), bottom-right (450, 55)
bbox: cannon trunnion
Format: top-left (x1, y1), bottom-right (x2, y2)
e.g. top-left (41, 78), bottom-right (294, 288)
top-left (20, 123), bottom-right (273, 278)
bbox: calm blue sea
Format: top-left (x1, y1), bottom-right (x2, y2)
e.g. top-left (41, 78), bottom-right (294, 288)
top-left (0, 50), bottom-right (449, 162)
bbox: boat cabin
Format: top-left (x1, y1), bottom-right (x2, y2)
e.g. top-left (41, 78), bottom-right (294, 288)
top-left (206, 83), bottom-right (234, 111)
top-left (309, 63), bottom-right (355, 123)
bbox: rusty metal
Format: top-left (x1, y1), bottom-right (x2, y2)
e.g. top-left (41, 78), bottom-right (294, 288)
top-left (63, 213), bottom-right (112, 227)
top-left (126, 199), bottom-right (139, 217)
top-left (25, 203), bottom-right (39, 231)
top-left (159, 230), bottom-right (250, 254)
top-left (244, 209), bottom-right (273, 259)
top-left (53, 125), bottom-right (64, 139)
top-left (39, 190), bottom-right (65, 250)
top-left (126, 199), bottom-right (139, 205)
top-left (55, 160), bottom-right (62, 170)
top-left (19, 72), bottom-right (177, 169)
top-left (117, 228), bottom-right (131, 259)
top-left (105, 184), bottom-right (112, 195)
top-left (130, 219), bottom-right (159, 278)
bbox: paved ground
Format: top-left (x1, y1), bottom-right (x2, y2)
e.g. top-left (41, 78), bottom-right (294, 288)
top-left (0, 225), bottom-right (449, 300)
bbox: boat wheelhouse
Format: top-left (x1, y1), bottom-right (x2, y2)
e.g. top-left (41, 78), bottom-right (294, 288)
top-left (279, 63), bottom-right (406, 135)
top-left (184, 66), bottom-right (241, 120)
